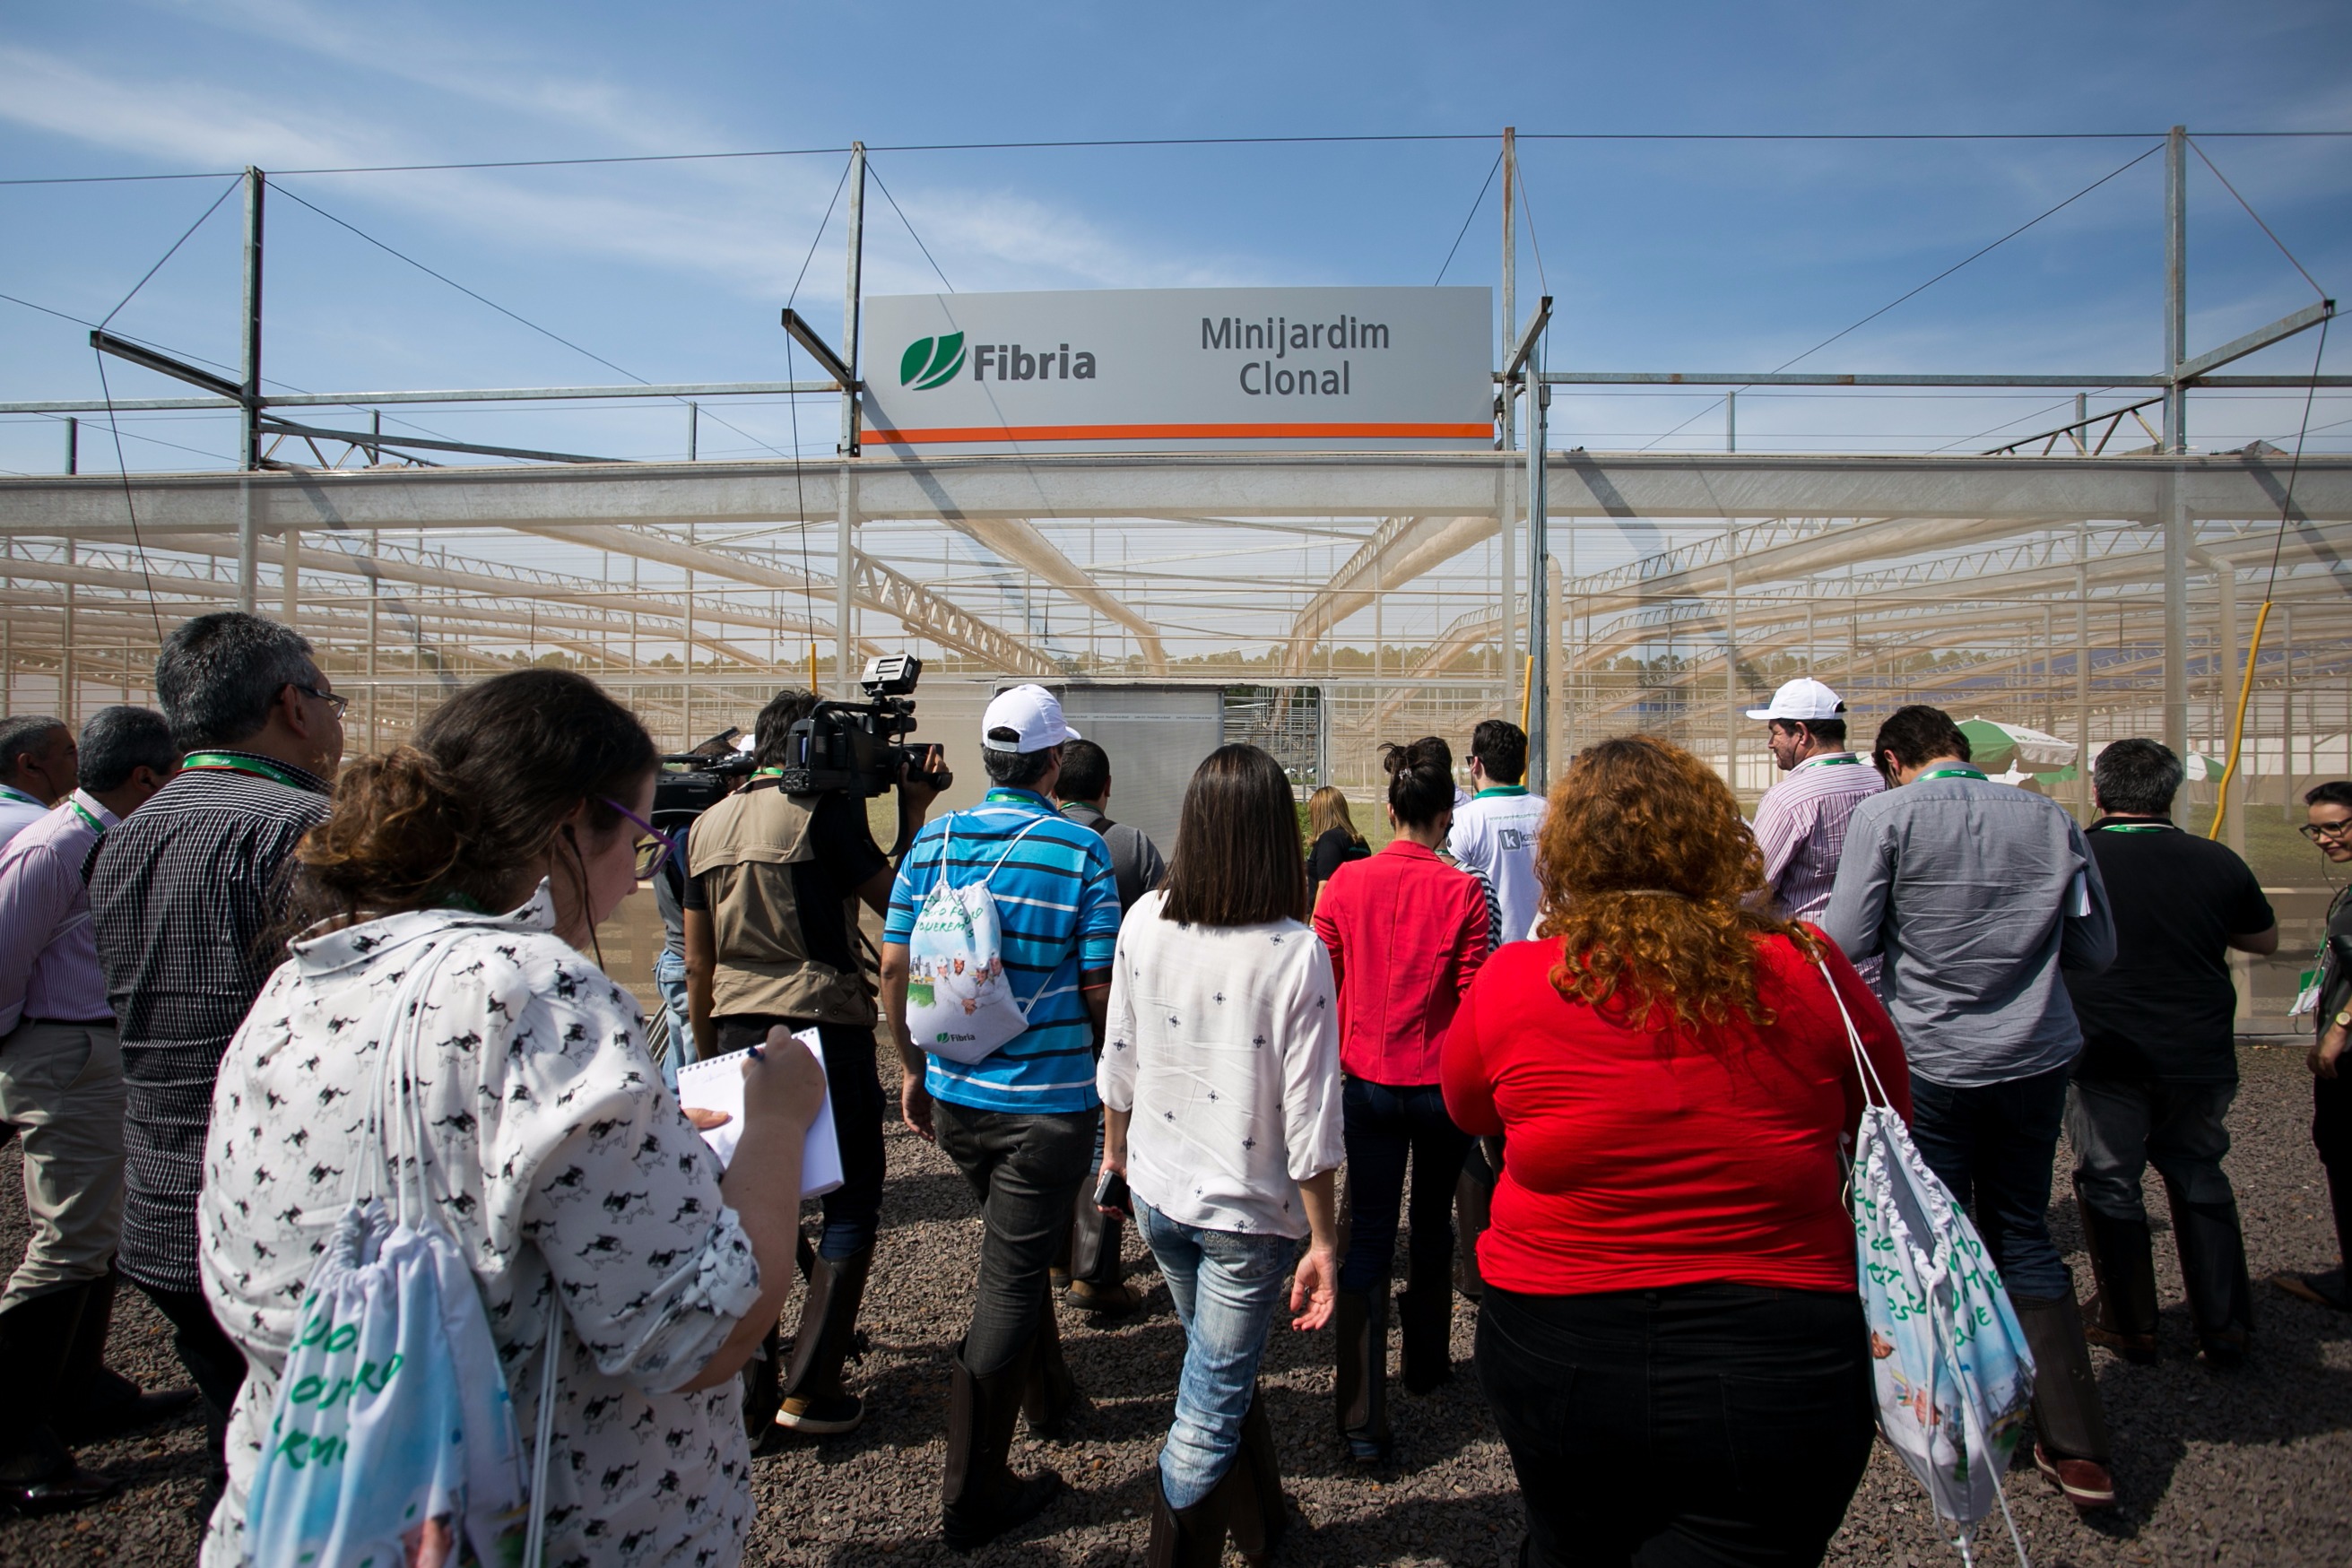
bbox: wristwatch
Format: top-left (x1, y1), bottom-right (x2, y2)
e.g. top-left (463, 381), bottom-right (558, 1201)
top-left (2334, 1010), bottom-right (2352, 1029)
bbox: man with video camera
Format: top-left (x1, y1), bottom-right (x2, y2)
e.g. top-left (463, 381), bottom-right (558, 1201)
top-left (682, 685), bottom-right (942, 1439)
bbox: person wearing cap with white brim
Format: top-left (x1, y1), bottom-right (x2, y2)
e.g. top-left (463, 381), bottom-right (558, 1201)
top-left (879, 684), bottom-right (1124, 1550)
top-left (1745, 680), bottom-right (1886, 984)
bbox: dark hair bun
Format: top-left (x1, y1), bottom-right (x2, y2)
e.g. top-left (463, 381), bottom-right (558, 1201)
top-left (1378, 739), bottom-right (1454, 827)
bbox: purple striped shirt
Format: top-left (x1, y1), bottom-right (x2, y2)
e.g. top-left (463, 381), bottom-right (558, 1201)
top-left (1752, 752), bottom-right (1884, 946)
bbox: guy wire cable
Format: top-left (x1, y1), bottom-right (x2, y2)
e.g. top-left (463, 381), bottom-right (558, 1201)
top-left (2210, 308), bottom-right (2332, 838)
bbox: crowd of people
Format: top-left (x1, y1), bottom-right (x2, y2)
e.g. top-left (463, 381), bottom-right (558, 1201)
top-left (1, 615), bottom-right (2347, 1567)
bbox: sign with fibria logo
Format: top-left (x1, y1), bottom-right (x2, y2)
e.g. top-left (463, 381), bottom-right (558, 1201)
top-left (860, 287), bottom-right (1493, 453)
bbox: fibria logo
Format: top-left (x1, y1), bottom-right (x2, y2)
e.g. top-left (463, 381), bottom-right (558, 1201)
top-left (899, 333), bottom-right (967, 391)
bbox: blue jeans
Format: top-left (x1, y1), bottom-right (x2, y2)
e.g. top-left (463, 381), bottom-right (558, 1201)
top-left (1906, 1062), bottom-right (2072, 1300)
top-left (1137, 1199), bottom-right (1298, 1509)
top-left (653, 948), bottom-right (696, 1095)
top-left (1338, 1077), bottom-right (1472, 1295)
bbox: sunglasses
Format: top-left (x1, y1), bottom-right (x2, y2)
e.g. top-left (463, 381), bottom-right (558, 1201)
top-left (601, 797), bottom-right (683, 879)
top-left (2299, 820), bottom-right (2352, 843)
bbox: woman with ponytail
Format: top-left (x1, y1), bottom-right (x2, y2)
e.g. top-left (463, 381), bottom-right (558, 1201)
top-left (195, 671), bottom-right (823, 1568)
top-left (1442, 736), bottom-right (1910, 1568)
top-left (1310, 737), bottom-right (1489, 1464)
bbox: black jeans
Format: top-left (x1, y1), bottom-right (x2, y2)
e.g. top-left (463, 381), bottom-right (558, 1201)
top-left (2316, 1071), bottom-right (2352, 1266)
top-left (713, 1018), bottom-right (886, 1260)
top-left (1905, 1062), bottom-right (2072, 1300)
top-left (933, 1099), bottom-right (1096, 1377)
top-left (1339, 1077), bottom-right (1472, 1295)
top-left (1477, 1283), bottom-right (1873, 1568)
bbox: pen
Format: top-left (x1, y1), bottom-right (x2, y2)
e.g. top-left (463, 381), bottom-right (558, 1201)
top-left (747, 1043), bottom-right (765, 1061)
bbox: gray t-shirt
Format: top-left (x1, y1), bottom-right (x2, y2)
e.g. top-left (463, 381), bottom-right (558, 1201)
top-left (1819, 772), bottom-right (2115, 1088)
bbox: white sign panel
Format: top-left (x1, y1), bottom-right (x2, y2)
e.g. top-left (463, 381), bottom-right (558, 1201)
top-left (859, 286), bottom-right (1493, 453)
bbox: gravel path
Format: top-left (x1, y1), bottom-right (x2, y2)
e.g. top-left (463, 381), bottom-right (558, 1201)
top-left (5, 1041), bottom-right (2348, 1566)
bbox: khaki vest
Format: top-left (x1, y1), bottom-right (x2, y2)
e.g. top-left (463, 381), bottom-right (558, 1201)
top-left (687, 784), bottom-right (871, 1027)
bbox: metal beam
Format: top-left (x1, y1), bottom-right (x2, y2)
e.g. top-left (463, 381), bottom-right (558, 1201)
top-left (935, 517), bottom-right (1169, 673)
top-left (2174, 299), bottom-right (2335, 385)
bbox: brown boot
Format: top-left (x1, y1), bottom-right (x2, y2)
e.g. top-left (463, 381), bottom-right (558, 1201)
top-left (1066, 1189), bottom-right (1142, 1316)
top-left (2073, 1186), bottom-right (2159, 1365)
top-left (775, 1245), bottom-right (874, 1435)
top-left (942, 1338), bottom-right (1063, 1551)
top-left (2015, 1282), bottom-right (2116, 1511)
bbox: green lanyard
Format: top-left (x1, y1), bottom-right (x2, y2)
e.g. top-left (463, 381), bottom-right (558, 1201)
top-left (752, 766), bottom-right (785, 780)
top-left (0, 782), bottom-right (40, 809)
top-left (1916, 766), bottom-right (1987, 784)
top-left (68, 798), bottom-right (106, 837)
top-left (985, 789), bottom-right (1042, 806)
top-left (1801, 755), bottom-right (1865, 768)
top-left (2091, 822), bottom-right (2173, 835)
top-left (179, 751), bottom-right (316, 792)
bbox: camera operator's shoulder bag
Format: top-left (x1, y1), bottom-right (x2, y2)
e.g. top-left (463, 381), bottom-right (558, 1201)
top-left (905, 812), bottom-right (1055, 1064)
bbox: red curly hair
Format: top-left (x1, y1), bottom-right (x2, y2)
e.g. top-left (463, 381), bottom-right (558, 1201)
top-left (1536, 735), bottom-right (1818, 1030)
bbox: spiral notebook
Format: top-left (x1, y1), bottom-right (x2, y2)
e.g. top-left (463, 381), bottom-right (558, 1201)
top-left (674, 1027), bottom-right (844, 1198)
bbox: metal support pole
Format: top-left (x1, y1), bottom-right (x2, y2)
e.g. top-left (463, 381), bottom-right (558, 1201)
top-left (836, 469), bottom-right (855, 692)
top-left (687, 401), bottom-right (699, 461)
top-left (64, 418), bottom-right (76, 475)
top-left (2217, 559), bottom-right (2244, 853)
top-left (238, 479), bottom-right (257, 612)
top-left (1726, 389), bottom-right (1737, 455)
top-left (838, 143), bottom-right (866, 458)
top-left (2075, 523), bottom-right (2091, 816)
top-left (281, 527), bottom-right (299, 628)
top-left (1525, 338), bottom-right (1551, 793)
top-left (61, 538), bottom-right (75, 727)
top-left (2071, 394), bottom-right (2087, 455)
top-left (2165, 126), bottom-right (2188, 455)
top-left (683, 525), bottom-right (697, 746)
top-left (1498, 127), bottom-right (1518, 697)
top-left (236, 167), bottom-right (266, 613)
top-left (2165, 492), bottom-right (2188, 752)
top-left (366, 529), bottom-right (379, 752)
top-left (1724, 540), bottom-right (1739, 793)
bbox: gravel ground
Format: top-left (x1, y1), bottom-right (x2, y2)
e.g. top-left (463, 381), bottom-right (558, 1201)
top-left (5, 1040), bottom-right (2348, 1567)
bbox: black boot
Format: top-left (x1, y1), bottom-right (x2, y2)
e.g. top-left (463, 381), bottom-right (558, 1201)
top-left (1020, 1287), bottom-right (1085, 1440)
top-left (2074, 1186), bottom-right (2160, 1364)
top-left (2166, 1189), bottom-right (2254, 1367)
top-left (1397, 1283), bottom-right (1454, 1395)
top-left (1066, 1191), bottom-right (1141, 1316)
top-left (0, 1283), bottom-right (120, 1517)
top-left (942, 1339), bottom-right (1063, 1551)
top-left (2015, 1282), bottom-right (2116, 1511)
top-left (1332, 1289), bottom-right (1391, 1465)
top-left (775, 1245), bottom-right (874, 1434)
top-left (54, 1265), bottom-right (199, 1445)
top-left (1145, 1466), bottom-right (1237, 1568)
top-left (1225, 1382), bottom-right (1288, 1564)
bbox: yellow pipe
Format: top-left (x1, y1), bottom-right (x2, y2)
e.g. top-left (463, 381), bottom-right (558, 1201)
top-left (809, 644), bottom-right (821, 697)
top-left (2208, 598), bottom-right (2273, 839)
top-left (1520, 654), bottom-right (1535, 731)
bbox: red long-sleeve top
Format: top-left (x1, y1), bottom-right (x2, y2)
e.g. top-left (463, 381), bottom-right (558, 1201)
top-left (1313, 839), bottom-right (1490, 1086)
top-left (1441, 928), bottom-right (1912, 1298)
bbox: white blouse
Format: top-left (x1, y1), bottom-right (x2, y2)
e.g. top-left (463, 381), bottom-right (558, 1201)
top-left (1099, 890), bottom-right (1345, 1239)
top-left (196, 885), bottom-right (764, 1568)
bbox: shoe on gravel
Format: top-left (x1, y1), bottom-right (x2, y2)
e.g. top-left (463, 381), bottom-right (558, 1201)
top-left (2034, 1442), bottom-right (2116, 1510)
top-left (2270, 1267), bottom-right (2352, 1311)
top-left (942, 1468), bottom-right (1063, 1552)
top-left (774, 1391), bottom-right (864, 1435)
top-left (1063, 1278), bottom-right (1142, 1316)
top-left (0, 1461), bottom-right (120, 1518)
top-left (2081, 1313), bottom-right (2158, 1365)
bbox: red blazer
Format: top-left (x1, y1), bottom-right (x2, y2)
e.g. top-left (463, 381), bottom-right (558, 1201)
top-left (1442, 928), bottom-right (1912, 1297)
top-left (1312, 839), bottom-right (1490, 1086)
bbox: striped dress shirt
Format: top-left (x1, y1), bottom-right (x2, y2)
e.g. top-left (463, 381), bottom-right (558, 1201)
top-left (1750, 753), bottom-right (1885, 979)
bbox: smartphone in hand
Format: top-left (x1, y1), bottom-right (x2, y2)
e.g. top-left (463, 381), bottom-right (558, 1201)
top-left (1093, 1166), bottom-right (1133, 1217)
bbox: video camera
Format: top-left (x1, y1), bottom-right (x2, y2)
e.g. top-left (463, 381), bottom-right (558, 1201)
top-left (779, 654), bottom-right (953, 800)
top-left (651, 728), bottom-right (758, 842)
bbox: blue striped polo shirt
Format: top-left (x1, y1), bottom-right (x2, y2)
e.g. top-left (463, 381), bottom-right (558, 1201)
top-left (885, 788), bottom-right (1121, 1114)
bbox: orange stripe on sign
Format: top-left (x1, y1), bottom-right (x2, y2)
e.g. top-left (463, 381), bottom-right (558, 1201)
top-left (864, 421), bottom-right (1493, 445)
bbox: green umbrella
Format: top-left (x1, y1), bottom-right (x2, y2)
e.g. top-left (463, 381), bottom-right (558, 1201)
top-left (1957, 717), bottom-right (2077, 774)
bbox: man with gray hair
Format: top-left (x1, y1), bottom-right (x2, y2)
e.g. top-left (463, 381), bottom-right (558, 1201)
top-left (0, 706), bottom-right (187, 1514)
top-left (0, 715), bottom-right (77, 851)
top-left (91, 613), bottom-right (342, 1451)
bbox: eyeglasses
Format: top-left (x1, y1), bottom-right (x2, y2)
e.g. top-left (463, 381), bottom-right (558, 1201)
top-left (2299, 820), bottom-right (2352, 843)
top-left (291, 682), bottom-right (350, 717)
top-left (602, 797), bottom-right (683, 879)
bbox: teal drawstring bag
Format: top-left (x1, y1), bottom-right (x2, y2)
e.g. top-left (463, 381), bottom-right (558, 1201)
top-left (1814, 955), bottom-right (2035, 1566)
top-left (241, 943), bottom-right (564, 1568)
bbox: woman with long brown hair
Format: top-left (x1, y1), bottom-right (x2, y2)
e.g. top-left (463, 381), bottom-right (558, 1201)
top-left (1304, 784), bottom-right (1369, 905)
top-left (1099, 743), bottom-right (1342, 1564)
top-left (1442, 736), bottom-right (1909, 1568)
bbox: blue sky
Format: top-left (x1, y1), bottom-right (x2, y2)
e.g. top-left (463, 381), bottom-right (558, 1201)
top-left (3, 0), bottom-right (2348, 475)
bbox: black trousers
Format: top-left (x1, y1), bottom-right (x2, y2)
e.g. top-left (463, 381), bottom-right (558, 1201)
top-left (933, 1100), bottom-right (1095, 1378)
top-left (2317, 1072), bottom-right (2352, 1267)
top-left (713, 1018), bottom-right (886, 1260)
top-left (1476, 1283), bottom-right (1873, 1568)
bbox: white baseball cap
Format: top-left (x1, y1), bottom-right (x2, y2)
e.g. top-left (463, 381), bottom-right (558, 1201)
top-left (1745, 678), bottom-right (1847, 723)
top-left (982, 685), bottom-right (1081, 751)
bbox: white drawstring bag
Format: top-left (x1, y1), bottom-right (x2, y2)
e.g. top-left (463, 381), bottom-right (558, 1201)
top-left (1814, 955), bottom-right (2035, 1566)
top-left (904, 816), bottom-right (1053, 1064)
top-left (241, 941), bottom-right (565, 1568)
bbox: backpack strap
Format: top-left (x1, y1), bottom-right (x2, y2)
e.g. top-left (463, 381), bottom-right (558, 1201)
top-left (522, 1295), bottom-right (566, 1568)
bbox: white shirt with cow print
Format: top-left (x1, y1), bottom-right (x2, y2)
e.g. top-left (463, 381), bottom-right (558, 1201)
top-left (197, 883), bottom-right (764, 1568)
